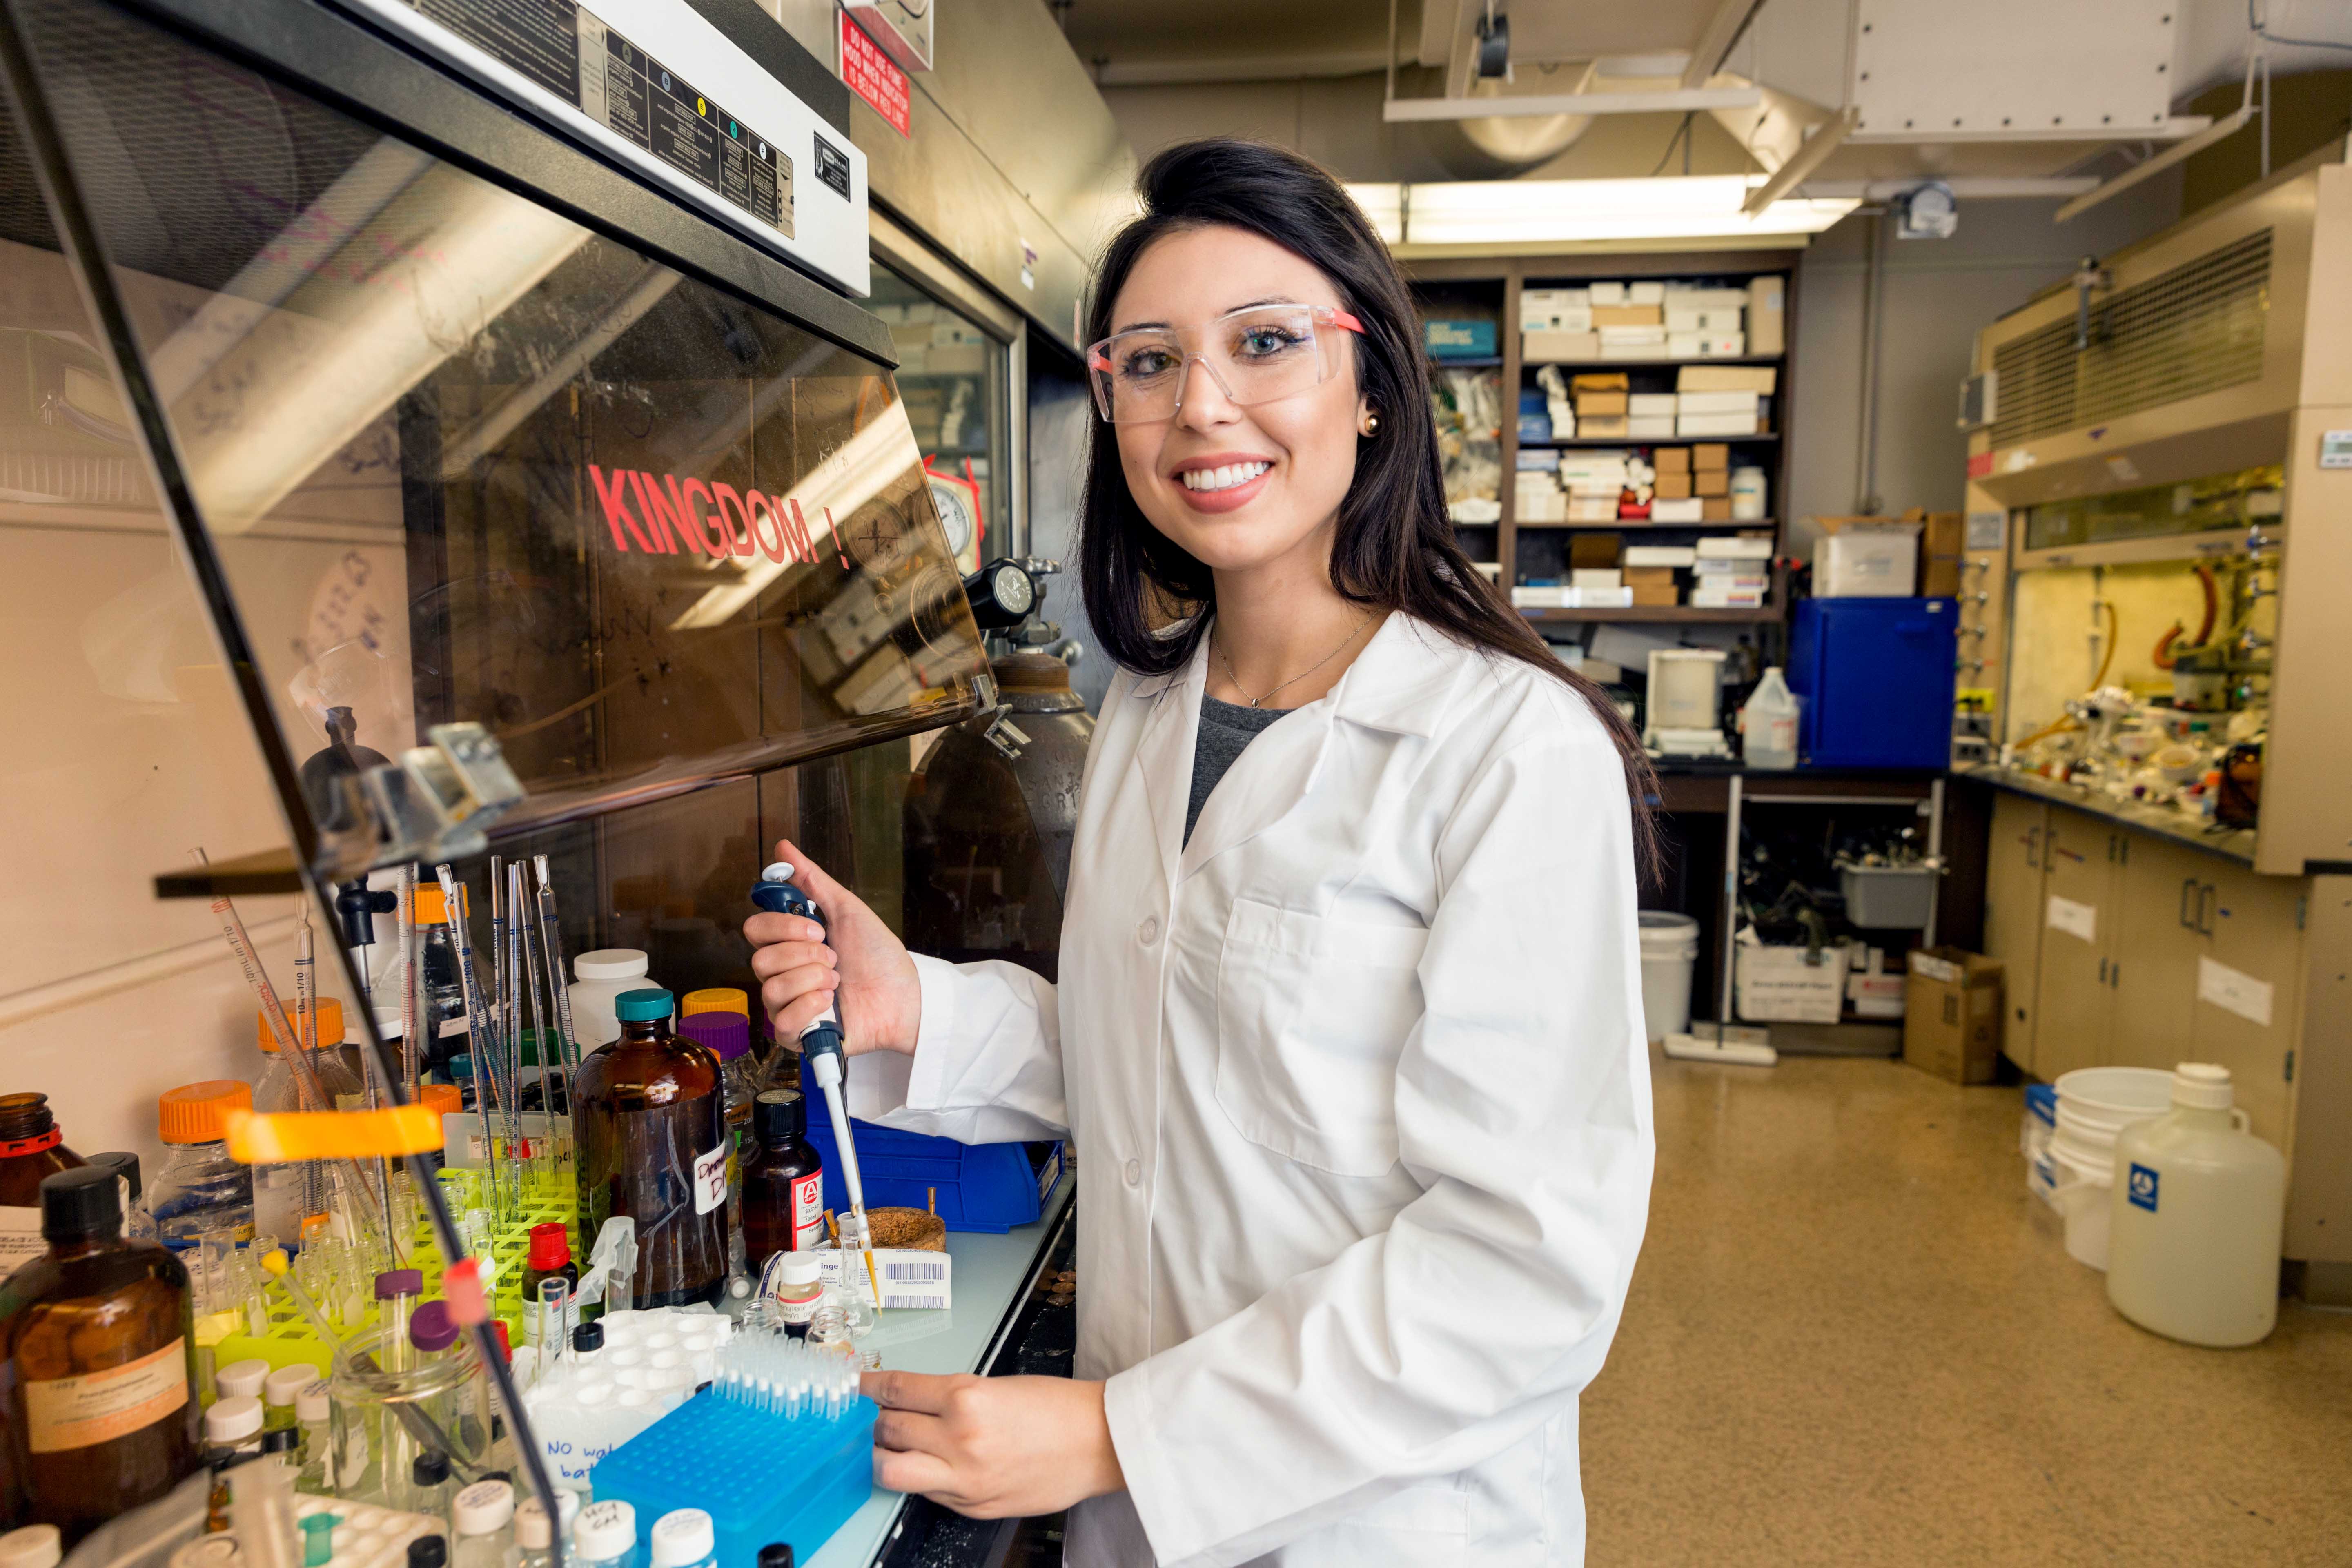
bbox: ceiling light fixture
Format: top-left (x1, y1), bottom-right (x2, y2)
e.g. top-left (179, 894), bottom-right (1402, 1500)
top-left (1345, 176), bottom-right (1857, 248)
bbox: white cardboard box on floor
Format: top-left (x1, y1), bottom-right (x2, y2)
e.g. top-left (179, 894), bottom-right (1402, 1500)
top-left (1735, 932), bottom-right (1851, 1024)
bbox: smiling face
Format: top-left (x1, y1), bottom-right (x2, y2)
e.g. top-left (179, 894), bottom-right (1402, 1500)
top-left (1106, 224), bottom-right (1369, 580)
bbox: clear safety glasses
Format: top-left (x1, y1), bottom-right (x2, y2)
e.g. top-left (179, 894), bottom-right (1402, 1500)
top-left (1086, 303), bottom-right (1365, 423)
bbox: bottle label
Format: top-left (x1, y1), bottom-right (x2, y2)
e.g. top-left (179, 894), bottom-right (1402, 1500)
top-left (692, 1142), bottom-right (728, 1216)
top-left (0, 1206), bottom-right (42, 1269)
top-left (776, 1287), bottom-right (821, 1326)
top-left (791, 1172), bottom-right (825, 1251)
top-left (24, 1336), bottom-right (189, 1453)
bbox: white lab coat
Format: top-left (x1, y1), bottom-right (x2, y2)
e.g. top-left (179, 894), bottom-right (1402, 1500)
top-left (849, 612), bottom-right (1653, 1567)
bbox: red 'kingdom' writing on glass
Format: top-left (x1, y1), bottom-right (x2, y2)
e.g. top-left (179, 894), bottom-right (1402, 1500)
top-left (586, 465), bottom-right (846, 567)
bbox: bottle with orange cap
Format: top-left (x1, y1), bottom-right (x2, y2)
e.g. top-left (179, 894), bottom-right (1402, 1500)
top-left (150, 1082), bottom-right (256, 1254)
top-left (251, 1002), bottom-right (366, 1245)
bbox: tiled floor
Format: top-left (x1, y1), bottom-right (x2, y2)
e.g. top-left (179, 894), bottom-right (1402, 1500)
top-left (1581, 1050), bottom-right (2352, 1566)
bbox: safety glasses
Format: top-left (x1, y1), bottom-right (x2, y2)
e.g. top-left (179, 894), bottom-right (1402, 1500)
top-left (1086, 303), bottom-right (1364, 423)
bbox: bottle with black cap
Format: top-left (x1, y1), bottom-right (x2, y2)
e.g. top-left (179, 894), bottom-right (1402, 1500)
top-left (0, 1165), bottom-right (200, 1538)
top-left (84, 1152), bottom-right (156, 1244)
top-left (570, 1318), bottom-right (606, 1370)
top-left (757, 1544), bottom-right (795, 1568)
top-left (410, 1450), bottom-right (454, 1524)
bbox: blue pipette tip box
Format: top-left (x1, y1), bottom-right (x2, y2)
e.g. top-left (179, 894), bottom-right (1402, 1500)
top-left (588, 1388), bottom-right (878, 1567)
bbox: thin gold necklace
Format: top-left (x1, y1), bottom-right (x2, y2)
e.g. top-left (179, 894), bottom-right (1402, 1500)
top-left (1215, 610), bottom-right (1374, 708)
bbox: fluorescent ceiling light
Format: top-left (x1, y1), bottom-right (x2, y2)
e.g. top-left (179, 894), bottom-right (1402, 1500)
top-left (1347, 176), bottom-right (1858, 247)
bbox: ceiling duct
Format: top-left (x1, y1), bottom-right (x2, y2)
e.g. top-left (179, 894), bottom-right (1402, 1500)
top-left (1452, 60), bottom-right (1601, 170)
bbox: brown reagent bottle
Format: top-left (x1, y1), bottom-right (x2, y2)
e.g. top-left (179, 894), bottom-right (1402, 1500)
top-left (0, 1166), bottom-right (200, 1540)
top-left (0, 1094), bottom-right (84, 1273)
top-left (740, 1089), bottom-right (826, 1274)
top-left (572, 988), bottom-right (728, 1308)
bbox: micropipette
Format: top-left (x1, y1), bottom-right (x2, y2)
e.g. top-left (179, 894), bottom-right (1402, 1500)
top-left (531, 856), bottom-right (581, 1086)
top-left (749, 861), bottom-right (882, 1305)
top-left (433, 864), bottom-right (503, 1220)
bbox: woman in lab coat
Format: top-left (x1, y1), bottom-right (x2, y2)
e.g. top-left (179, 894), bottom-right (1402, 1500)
top-left (746, 138), bottom-right (1656, 1566)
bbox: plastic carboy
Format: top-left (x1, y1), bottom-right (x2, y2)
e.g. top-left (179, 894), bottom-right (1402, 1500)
top-left (2106, 1063), bottom-right (2285, 1347)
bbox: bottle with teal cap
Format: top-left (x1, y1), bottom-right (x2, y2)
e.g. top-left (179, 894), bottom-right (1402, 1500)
top-left (571, 987), bottom-right (728, 1307)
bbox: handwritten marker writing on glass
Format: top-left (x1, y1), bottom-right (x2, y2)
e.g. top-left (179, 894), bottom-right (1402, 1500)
top-left (751, 862), bottom-right (882, 1305)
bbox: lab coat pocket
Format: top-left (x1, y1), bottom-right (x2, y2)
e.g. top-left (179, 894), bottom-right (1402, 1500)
top-left (1214, 898), bottom-right (1428, 1178)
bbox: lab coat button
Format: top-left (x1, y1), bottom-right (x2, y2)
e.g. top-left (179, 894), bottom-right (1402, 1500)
top-left (1123, 1158), bottom-right (1142, 1187)
top-left (1136, 917), bottom-right (1159, 945)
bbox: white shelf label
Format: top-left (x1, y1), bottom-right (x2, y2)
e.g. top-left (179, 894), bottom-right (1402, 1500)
top-left (2045, 894), bottom-right (2097, 944)
top-left (2197, 956), bottom-right (2274, 1027)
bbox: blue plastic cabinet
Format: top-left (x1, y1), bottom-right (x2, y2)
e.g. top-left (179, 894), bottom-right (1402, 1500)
top-left (1787, 597), bottom-right (1958, 770)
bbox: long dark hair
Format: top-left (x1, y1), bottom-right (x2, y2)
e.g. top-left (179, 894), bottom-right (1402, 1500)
top-left (1075, 137), bottom-right (1659, 875)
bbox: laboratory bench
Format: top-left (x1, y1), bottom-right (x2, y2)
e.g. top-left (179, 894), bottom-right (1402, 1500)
top-left (1954, 761), bottom-right (2260, 867)
top-left (813, 1179), bottom-right (1076, 1568)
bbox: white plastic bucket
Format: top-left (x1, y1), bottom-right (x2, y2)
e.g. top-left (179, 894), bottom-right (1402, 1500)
top-left (2052, 1067), bottom-right (2173, 1167)
top-left (2049, 1143), bottom-right (2116, 1270)
top-left (1638, 912), bottom-right (1702, 1043)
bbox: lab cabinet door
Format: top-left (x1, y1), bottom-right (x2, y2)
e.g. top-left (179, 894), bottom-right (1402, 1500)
top-left (1983, 793), bottom-right (2049, 1073)
top-left (2192, 864), bottom-right (2306, 1147)
top-left (2105, 834), bottom-right (2206, 1077)
top-left (2032, 809), bottom-right (2118, 1082)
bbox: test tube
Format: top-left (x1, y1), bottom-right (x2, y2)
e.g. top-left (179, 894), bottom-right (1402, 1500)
top-left (376, 1268), bottom-right (422, 1374)
top-left (539, 1278), bottom-right (572, 1365)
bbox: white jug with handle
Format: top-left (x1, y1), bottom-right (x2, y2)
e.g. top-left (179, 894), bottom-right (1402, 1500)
top-left (2106, 1063), bottom-right (2284, 1347)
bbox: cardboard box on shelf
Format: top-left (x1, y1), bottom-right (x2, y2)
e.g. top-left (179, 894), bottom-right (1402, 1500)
top-left (1628, 393), bottom-right (1679, 416)
top-left (1815, 523), bottom-right (1921, 597)
top-left (1697, 533), bottom-right (1775, 559)
top-left (1571, 568), bottom-right (1624, 590)
top-left (1580, 415), bottom-right (1630, 439)
top-left (1653, 472), bottom-right (1693, 499)
top-left (1624, 546), bottom-right (1697, 568)
top-left (1922, 510), bottom-right (1966, 598)
top-left (1523, 330), bottom-right (1601, 361)
top-left (1570, 372), bottom-right (1630, 393)
top-left (1521, 303), bottom-right (1595, 332)
top-left (1567, 497), bottom-right (1620, 521)
top-left (1678, 412), bottom-right (1763, 437)
top-left (1628, 581), bottom-right (1680, 607)
top-left (1570, 532), bottom-right (1623, 568)
top-left (1692, 443), bottom-right (1731, 470)
top-left (1695, 331), bottom-right (1747, 358)
top-left (1702, 497), bottom-right (1733, 521)
top-left (1748, 276), bottom-right (1786, 356)
top-left (1628, 416), bottom-right (1677, 438)
top-left (1677, 390), bottom-right (1761, 415)
top-left (1649, 497), bottom-right (1705, 523)
top-left (1678, 364), bottom-right (1779, 394)
top-left (1628, 281), bottom-right (1666, 305)
top-left (1903, 948), bottom-right (2003, 1085)
top-left (1622, 564), bottom-right (1677, 584)
top-left (1425, 320), bottom-right (1497, 359)
top-left (1694, 468), bottom-right (1730, 497)
top-left (1592, 304), bottom-right (1664, 327)
top-left (1651, 445), bottom-right (1690, 473)
top-left (1666, 332), bottom-right (1703, 359)
top-left (1574, 390), bottom-right (1630, 416)
top-left (1589, 281), bottom-right (1628, 305)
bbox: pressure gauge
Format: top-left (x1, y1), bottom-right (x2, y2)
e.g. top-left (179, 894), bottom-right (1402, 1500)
top-left (1897, 181), bottom-right (1958, 241)
top-left (927, 470), bottom-right (979, 559)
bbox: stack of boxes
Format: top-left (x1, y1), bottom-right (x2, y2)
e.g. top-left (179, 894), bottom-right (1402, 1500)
top-left (1572, 372), bottom-right (1628, 439)
top-left (1691, 533), bottom-right (1774, 608)
top-left (1518, 276), bottom-right (1782, 366)
top-left (1675, 365), bottom-right (1774, 436)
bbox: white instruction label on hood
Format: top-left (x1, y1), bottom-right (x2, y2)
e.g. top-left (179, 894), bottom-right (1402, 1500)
top-left (2045, 895), bottom-right (2096, 944)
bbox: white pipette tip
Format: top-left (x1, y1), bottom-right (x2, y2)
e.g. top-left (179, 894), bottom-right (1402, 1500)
top-left (760, 861), bottom-right (795, 884)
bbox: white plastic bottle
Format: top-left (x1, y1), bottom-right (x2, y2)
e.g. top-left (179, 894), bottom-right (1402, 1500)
top-left (2106, 1063), bottom-right (2285, 1347)
top-left (574, 1501), bottom-right (639, 1568)
top-left (649, 1509), bottom-right (717, 1568)
top-left (452, 1479), bottom-right (516, 1568)
top-left (1738, 667), bottom-right (1800, 771)
top-left (568, 951), bottom-right (654, 1051)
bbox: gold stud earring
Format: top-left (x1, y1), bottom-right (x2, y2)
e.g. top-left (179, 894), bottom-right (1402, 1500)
top-left (1362, 411), bottom-right (1380, 437)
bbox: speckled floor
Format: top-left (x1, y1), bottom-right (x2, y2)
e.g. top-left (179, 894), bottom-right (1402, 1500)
top-left (1580, 1051), bottom-right (2352, 1566)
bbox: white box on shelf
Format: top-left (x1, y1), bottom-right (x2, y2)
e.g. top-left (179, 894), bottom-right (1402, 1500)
top-left (1677, 412), bottom-right (1762, 436)
top-left (1624, 545), bottom-right (1697, 567)
top-left (1599, 324), bottom-right (1668, 345)
top-left (1589, 281), bottom-right (1628, 305)
top-left (1523, 330), bottom-right (1601, 361)
top-left (1677, 390), bottom-right (1761, 414)
top-left (1649, 497), bottom-right (1705, 523)
top-left (1571, 568), bottom-right (1624, 590)
top-left (1695, 332), bottom-right (1748, 358)
top-left (1678, 364), bottom-right (1777, 393)
top-left (1569, 586), bottom-right (1635, 608)
top-left (1628, 393), bottom-right (1679, 416)
top-left (1510, 584), bottom-right (1569, 608)
top-left (1628, 281), bottom-right (1666, 305)
top-left (1667, 332), bottom-right (1702, 359)
top-left (1568, 498), bottom-right (1621, 521)
top-left (1697, 534), bottom-right (1775, 559)
top-left (1665, 307), bottom-right (1703, 333)
top-left (1815, 525), bottom-right (1921, 597)
top-left (1627, 416), bottom-right (1678, 438)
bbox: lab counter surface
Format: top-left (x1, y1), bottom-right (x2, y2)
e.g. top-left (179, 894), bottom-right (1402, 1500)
top-left (807, 1176), bottom-right (1074, 1567)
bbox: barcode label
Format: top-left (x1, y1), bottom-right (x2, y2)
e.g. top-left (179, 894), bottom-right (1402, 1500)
top-left (882, 1260), bottom-right (948, 1283)
top-left (883, 1294), bottom-right (948, 1310)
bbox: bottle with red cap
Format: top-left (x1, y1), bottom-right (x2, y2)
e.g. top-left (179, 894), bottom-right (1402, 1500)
top-left (0, 1094), bottom-right (84, 1274)
top-left (519, 1223), bottom-right (577, 1348)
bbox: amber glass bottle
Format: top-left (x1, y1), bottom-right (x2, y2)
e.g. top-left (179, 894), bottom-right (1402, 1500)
top-left (0, 1094), bottom-right (84, 1274)
top-left (572, 989), bottom-right (728, 1308)
top-left (0, 1167), bottom-right (200, 1540)
top-left (740, 1090), bottom-right (825, 1272)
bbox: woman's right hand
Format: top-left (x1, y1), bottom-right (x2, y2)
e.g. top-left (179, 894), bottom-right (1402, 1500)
top-left (744, 840), bottom-right (923, 1059)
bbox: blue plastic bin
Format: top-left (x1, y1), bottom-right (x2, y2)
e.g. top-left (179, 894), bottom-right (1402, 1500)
top-left (802, 1114), bottom-right (1060, 1234)
top-left (1787, 597), bottom-right (1957, 769)
top-left (590, 1390), bottom-right (877, 1568)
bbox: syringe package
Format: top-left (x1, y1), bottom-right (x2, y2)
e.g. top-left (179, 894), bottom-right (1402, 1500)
top-left (586, 1332), bottom-right (875, 1566)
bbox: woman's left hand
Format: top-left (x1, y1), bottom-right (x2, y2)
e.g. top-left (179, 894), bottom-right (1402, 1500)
top-left (864, 1370), bottom-right (1125, 1518)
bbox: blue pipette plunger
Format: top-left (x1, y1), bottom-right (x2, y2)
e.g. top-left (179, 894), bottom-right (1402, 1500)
top-left (751, 863), bottom-right (872, 1258)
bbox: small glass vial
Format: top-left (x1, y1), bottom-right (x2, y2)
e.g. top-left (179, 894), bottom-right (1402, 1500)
top-left (262, 1365), bottom-right (316, 1434)
top-left (648, 1508), bottom-right (717, 1568)
top-left (293, 1381), bottom-right (335, 1494)
top-left (408, 1450), bottom-right (454, 1525)
top-left (768, 1255), bottom-right (823, 1339)
top-left (513, 1491), bottom-right (580, 1568)
top-left (452, 1479), bottom-right (516, 1568)
top-left (573, 1500), bottom-right (639, 1568)
top-left (0, 1094), bottom-right (85, 1272)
